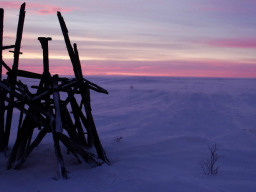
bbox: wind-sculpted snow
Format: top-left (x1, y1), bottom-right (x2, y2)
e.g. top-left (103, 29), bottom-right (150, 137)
top-left (1, 76), bottom-right (256, 192)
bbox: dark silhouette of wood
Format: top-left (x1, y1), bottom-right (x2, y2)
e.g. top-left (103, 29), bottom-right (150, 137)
top-left (4, 3), bottom-right (26, 151)
top-left (0, 3), bottom-right (109, 179)
top-left (57, 11), bottom-right (109, 163)
top-left (7, 36), bottom-right (53, 169)
top-left (0, 8), bottom-right (3, 78)
top-left (0, 8), bottom-right (5, 151)
top-left (38, 37), bottom-right (52, 75)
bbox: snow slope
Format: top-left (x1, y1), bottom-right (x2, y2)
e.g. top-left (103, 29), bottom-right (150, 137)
top-left (1, 76), bottom-right (256, 192)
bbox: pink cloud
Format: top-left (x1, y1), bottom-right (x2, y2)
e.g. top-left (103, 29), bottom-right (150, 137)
top-left (202, 38), bottom-right (256, 48)
top-left (195, 0), bottom-right (256, 14)
top-left (27, 3), bottom-right (78, 15)
top-left (0, 1), bottom-right (21, 9)
top-left (2, 58), bottom-right (256, 78)
top-left (0, 1), bottom-right (78, 15)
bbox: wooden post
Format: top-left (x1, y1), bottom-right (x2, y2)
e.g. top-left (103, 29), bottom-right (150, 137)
top-left (51, 75), bottom-right (68, 178)
top-left (11, 3), bottom-right (26, 74)
top-left (37, 37), bottom-right (52, 109)
top-left (0, 8), bottom-right (3, 78)
top-left (4, 3), bottom-right (26, 150)
top-left (68, 92), bottom-right (88, 146)
top-left (0, 8), bottom-right (5, 151)
top-left (57, 12), bottom-right (108, 163)
top-left (52, 75), bottom-right (63, 133)
top-left (38, 37), bottom-right (52, 76)
top-left (57, 12), bottom-right (83, 79)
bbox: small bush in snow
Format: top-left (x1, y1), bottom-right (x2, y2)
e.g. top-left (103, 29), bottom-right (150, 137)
top-left (200, 143), bottom-right (220, 175)
top-left (114, 136), bottom-right (123, 142)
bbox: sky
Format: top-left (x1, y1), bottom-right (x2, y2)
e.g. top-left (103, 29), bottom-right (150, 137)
top-left (1, 0), bottom-right (256, 78)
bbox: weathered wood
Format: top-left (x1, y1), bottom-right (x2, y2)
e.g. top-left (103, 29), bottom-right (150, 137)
top-left (53, 75), bottom-right (63, 133)
top-left (1, 60), bottom-right (11, 72)
top-left (52, 131), bottom-right (68, 179)
top-left (84, 78), bottom-right (108, 94)
top-left (1, 5), bottom-right (109, 177)
top-left (11, 3), bottom-right (26, 74)
top-left (0, 8), bottom-right (3, 78)
top-left (11, 37), bottom-right (54, 166)
top-left (4, 3), bottom-right (26, 150)
top-left (81, 85), bottom-right (109, 162)
top-left (60, 105), bottom-right (81, 142)
top-left (59, 133), bottom-right (103, 165)
top-left (7, 39), bottom-right (53, 168)
top-left (38, 37), bottom-right (52, 75)
top-left (57, 12), bottom-right (109, 163)
top-left (6, 80), bottom-right (48, 169)
top-left (16, 69), bottom-right (43, 79)
top-left (68, 92), bottom-right (88, 146)
top-left (57, 12), bottom-right (83, 80)
top-left (0, 81), bottom-right (51, 128)
top-left (73, 43), bottom-right (83, 78)
top-left (0, 8), bottom-right (5, 151)
top-left (26, 128), bottom-right (48, 157)
top-left (15, 128), bottom-right (48, 169)
top-left (7, 114), bottom-right (37, 169)
top-left (0, 45), bottom-right (15, 50)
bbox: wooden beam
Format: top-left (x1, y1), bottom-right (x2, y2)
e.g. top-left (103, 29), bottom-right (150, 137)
top-left (0, 8), bottom-right (3, 78)
top-left (0, 8), bottom-right (5, 151)
top-left (57, 12), bottom-right (82, 79)
top-left (4, 3), bottom-right (26, 150)
top-left (38, 37), bottom-right (52, 75)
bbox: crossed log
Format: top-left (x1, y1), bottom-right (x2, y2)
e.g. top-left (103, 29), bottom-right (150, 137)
top-left (0, 3), bottom-right (109, 178)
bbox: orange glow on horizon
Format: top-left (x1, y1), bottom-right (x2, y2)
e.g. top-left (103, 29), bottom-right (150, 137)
top-left (1, 57), bottom-right (256, 79)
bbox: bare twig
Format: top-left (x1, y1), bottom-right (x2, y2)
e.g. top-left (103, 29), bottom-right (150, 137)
top-left (200, 143), bottom-right (221, 175)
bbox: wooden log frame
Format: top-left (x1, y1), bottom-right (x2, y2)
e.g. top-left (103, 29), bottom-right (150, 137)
top-left (1, 73), bottom-right (107, 176)
top-left (6, 36), bottom-right (53, 169)
top-left (0, 3), bottom-right (109, 179)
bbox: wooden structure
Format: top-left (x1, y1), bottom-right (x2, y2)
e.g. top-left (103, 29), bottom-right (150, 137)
top-left (0, 3), bottom-right (109, 178)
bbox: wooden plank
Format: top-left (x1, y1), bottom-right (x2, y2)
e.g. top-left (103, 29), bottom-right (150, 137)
top-left (53, 75), bottom-right (63, 133)
top-left (57, 12), bottom-right (82, 79)
top-left (16, 69), bottom-right (43, 79)
top-left (80, 85), bottom-right (109, 163)
top-left (1, 60), bottom-right (11, 72)
top-left (11, 3), bottom-right (26, 73)
top-left (14, 128), bottom-right (48, 169)
top-left (7, 113), bottom-right (37, 169)
top-left (4, 3), bottom-right (26, 150)
top-left (0, 8), bottom-right (3, 78)
top-left (59, 133), bottom-right (103, 165)
top-left (0, 8), bottom-right (5, 151)
top-left (68, 92), bottom-right (88, 146)
top-left (84, 78), bottom-right (108, 94)
top-left (60, 105), bottom-right (81, 143)
top-left (0, 45), bottom-right (15, 50)
top-left (52, 131), bottom-right (68, 179)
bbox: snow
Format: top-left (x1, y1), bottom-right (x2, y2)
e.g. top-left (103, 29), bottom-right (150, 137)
top-left (1, 76), bottom-right (256, 192)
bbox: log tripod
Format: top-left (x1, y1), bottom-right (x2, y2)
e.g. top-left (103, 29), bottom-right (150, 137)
top-left (0, 3), bottom-right (109, 178)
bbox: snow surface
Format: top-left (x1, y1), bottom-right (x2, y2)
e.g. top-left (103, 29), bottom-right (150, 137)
top-left (1, 76), bottom-right (256, 192)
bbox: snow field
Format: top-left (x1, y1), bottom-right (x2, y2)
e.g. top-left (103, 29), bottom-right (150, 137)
top-left (1, 76), bottom-right (256, 192)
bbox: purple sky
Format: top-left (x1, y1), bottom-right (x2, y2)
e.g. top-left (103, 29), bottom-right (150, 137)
top-left (1, 0), bottom-right (256, 77)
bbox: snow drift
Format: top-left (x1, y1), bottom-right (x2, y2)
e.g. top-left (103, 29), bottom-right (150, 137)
top-left (0, 76), bottom-right (256, 192)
